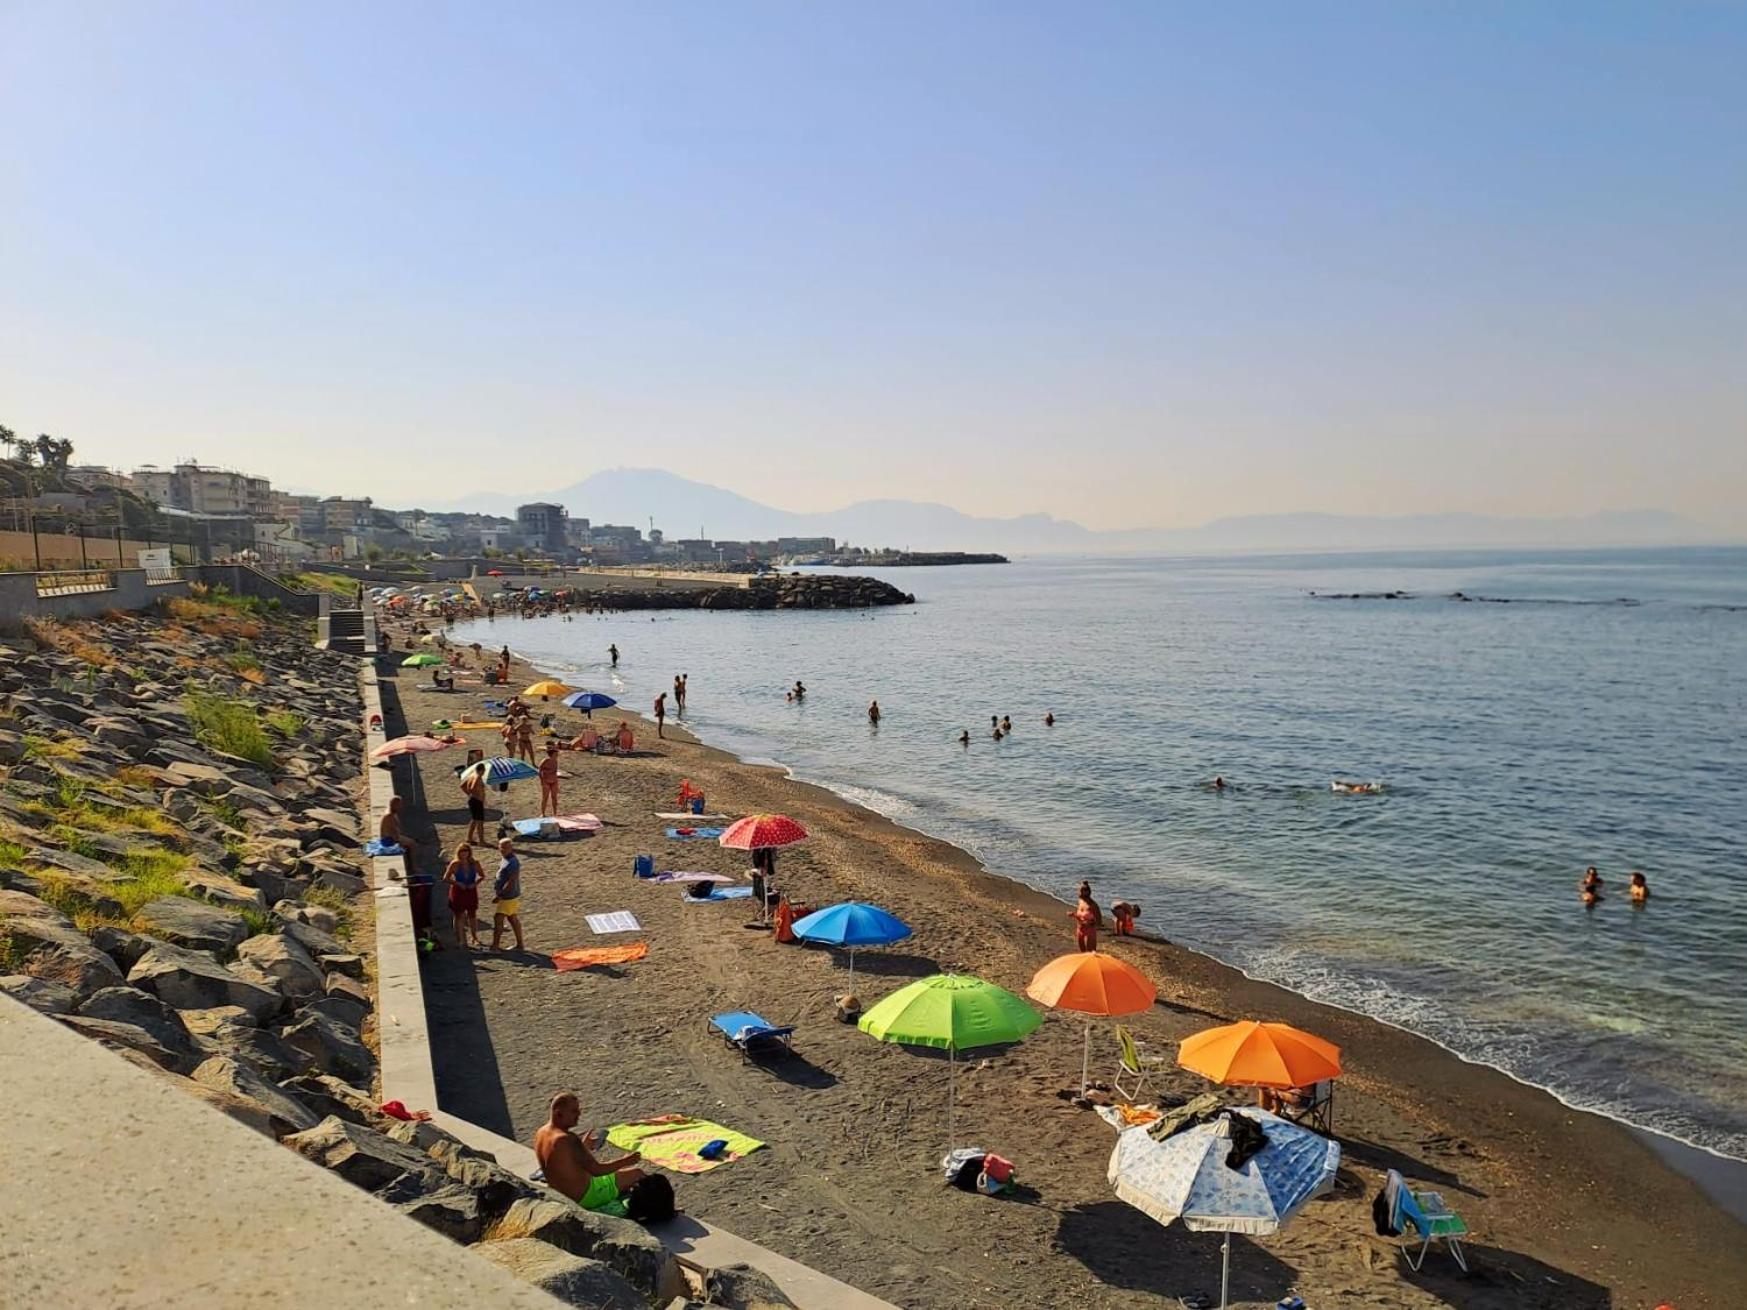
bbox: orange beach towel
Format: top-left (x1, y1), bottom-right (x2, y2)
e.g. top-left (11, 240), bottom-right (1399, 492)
top-left (551, 942), bottom-right (650, 972)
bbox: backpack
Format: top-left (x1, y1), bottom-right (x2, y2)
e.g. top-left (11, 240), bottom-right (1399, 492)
top-left (625, 1173), bottom-right (675, 1225)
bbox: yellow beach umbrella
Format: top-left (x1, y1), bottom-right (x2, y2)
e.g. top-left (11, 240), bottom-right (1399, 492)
top-left (524, 679), bottom-right (571, 700)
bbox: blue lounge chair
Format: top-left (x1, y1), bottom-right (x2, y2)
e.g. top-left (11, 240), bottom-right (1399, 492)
top-left (1387, 1169), bottom-right (1470, 1271)
top-left (709, 1011), bottom-right (795, 1059)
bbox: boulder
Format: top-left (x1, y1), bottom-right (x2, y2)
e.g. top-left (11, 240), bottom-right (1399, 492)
top-left (280, 1074), bottom-right (376, 1126)
top-left (89, 926), bottom-right (158, 972)
top-left (181, 869), bottom-right (266, 913)
top-left (302, 807), bottom-right (361, 846)
top-left (190, 1056), bottom-right (319, 1137)
top-left (176, 1004), bottom-right (258, 1035)
top-left (168, 1070), bottom-right (279, 1139)
top-left (301, 993), bottom-right (369, 1031)
top-left (159, 761), bottom-right (232, 796)
top-left (318, 951), bottom-right (366, 979)
top-left (281, 1117), bottom-right (444, 1193)
top-left (76, 986), bottom-right (201, 1059)
top-left (395, 1184), bottom-right (485, 1244)
top-left (323, 970), bottom-right (371, 1009)
top-left (198, 1020), bottom-right (310, 1079)
top-left (2, 869), bottom-right (125, 920)
top-left (128, 942), bottom-right (284, 1022)
top-left (472, 1240), bottom-right (647, 1310)
top-left (235, 932), bottom-right (324, 999)
top-left (274, 899), bottom-right (341, 935)
top-left (280, 1010), bottom-right (373, 1082)
top-left (486, 1197), bottom-right (676, 1299)
top-left (0, 903), bottom-right (126, 999)
top-left (58, 1015), bottom-right (201, 1074)
top-left (704, 1265), bottom-right (800, 1310)
top-left (23, 846), bottom-right (127, 881)
top-left (133, 896), bottom-right (250, 956)
top-left (279, 917), bottom-right (348, 959)
top-left (311, 867), bottom-right (366, 897)
top-left (441, 1154), bottom-right (544, 1220)
top-left (0, 974), bottom-right (76, 1015)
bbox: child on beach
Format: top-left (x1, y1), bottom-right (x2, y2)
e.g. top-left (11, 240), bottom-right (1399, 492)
top-left (491, 838), bottom-right (524, 951)
top-left (1112, 901), bottom-right (1140, 936)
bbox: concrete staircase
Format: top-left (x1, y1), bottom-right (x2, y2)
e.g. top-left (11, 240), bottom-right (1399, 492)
top-left (325, 607), bottom-right (369, 656)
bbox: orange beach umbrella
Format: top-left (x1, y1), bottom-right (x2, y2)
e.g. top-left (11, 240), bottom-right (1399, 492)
top-left (1027, 952), bottom-right (1157, 1092)
top-left (1178, 1020), bottom-right (1341, 1090)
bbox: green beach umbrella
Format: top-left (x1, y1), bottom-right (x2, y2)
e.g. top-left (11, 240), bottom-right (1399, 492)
top-left (401, 652), bottom-right (444, 668)
top-left (859, 973), bottom-right (1041, 1149)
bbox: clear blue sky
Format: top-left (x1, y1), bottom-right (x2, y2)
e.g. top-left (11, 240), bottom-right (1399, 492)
top-left (1, 2), bottom-right (1742, 530)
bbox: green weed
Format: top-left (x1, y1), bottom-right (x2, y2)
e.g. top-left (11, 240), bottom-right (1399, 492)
top-left (184, 692), bottom-right (274, 767)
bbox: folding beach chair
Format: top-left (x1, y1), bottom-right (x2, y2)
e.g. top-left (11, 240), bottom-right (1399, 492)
top-left (709, 1011), bottom-right (795, 1061)
top-left (1278, 1079), bottom-right (1336, 1135)
top-left (1113, 1025), bottom-right (1168, 1101)
top-left (1387, 1168), bottom-right (1470, 1271)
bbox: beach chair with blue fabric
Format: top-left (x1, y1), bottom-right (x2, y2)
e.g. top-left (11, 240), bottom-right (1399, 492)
top-left (1387, 1168), bottom-right (1470, 1271)
top-left (709, 1011), bottom-right (795, 1061)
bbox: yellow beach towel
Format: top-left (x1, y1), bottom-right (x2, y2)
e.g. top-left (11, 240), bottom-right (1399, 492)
top-left (605, 1116), bottom-right (765, 1173)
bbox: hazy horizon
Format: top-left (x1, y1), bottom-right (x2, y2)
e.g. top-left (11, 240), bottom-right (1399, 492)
top-left (2, 4), bottom-right (1744, 534)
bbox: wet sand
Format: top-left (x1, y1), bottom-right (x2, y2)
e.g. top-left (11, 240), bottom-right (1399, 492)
top-left (380, 633), bottom-right (1747, 1309)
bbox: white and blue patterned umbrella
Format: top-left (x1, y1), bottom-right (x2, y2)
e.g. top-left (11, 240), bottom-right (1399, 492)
top-left (1109, 1109), bottom-right (1339, 1307)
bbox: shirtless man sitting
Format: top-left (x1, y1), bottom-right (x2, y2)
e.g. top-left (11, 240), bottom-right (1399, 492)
top-left (533, 1092), bottom-right (645, 1212)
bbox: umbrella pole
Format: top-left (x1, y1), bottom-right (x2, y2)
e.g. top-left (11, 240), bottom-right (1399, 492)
top-left (848, 947), bottom-right (856, 997)
top-left (1081, 1020), bottom-right (1091, 1093)
top-left (1220, 1231), bottom-right (1231, 1310)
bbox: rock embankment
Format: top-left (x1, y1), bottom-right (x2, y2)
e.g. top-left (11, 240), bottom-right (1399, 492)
top-left (550, 573), bottom-right (915, 611)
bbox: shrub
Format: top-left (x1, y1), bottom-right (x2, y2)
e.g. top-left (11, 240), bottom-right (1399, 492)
top-left (184, 692), bottom-right (274, 767)
top-left (264, 709), bottom-right (305, 737)
top-left (21, 734), bottom-right (81, 761)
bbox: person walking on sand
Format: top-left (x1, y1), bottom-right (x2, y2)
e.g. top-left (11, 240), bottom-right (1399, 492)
top-left (1070, 881), bottom-right (1102, 952)
top-left (443, 842), bottom-right (485, 948)
top-left (538, 743), bottom-right (561, 817)
top-left (653, 691), bottom-right (667, 738)
top-left (609, 643), bottom-right (619, 667)
top-left (868, 699), bottom-right (881, 726)
top-left (460, 749), bottom-right (487, 845)
top-left (516, 711), bottom-right (536, 764)
top-left (491, 838), bottom-right (524, 951)
top-left (534, 1092), bottom-right (645, 1213)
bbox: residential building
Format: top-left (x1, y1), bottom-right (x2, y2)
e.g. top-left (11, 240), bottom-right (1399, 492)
top-left (129, 462), bottom-right (274, 517)
top-left (516, 502), bottom-right (569, 554)
top-left (777, 536), bottom-right (836, 555)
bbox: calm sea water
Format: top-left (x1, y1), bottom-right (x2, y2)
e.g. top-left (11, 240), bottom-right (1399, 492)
top-left (454, 548), bottom-right (1747, 1161)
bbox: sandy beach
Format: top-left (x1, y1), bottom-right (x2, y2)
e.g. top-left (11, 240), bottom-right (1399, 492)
top-left (378, 627), bottom-right (1747, 1310)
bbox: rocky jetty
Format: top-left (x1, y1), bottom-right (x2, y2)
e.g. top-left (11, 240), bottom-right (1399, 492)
top-left (558, 573), bottom-right (914, 611)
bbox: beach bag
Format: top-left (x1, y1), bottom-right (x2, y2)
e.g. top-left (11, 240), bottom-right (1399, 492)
top-left (982, 1153), bottom-right (1014, 1185)
top-left (634, 855), bottom-right (654, 878)
top-left (625, 1173), bottom-right (675, 1225)
top-left (942, 1147), bottom-right (985, 1191)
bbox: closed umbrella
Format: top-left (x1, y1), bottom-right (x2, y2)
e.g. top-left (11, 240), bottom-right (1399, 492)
top-left (1109, 1108), bottom-right (1339, 1308)
top-left (1179, 1021), bottom-right (1341, 1091)
top-left (1026, 952), bottom-right (1156, 1093)
top-left (859, 973), bottom-right (1041, 1149)
top-left (791, 902), bottom-right (911, 995)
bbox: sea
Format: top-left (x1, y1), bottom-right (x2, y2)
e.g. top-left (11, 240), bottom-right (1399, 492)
top-left (452, 547), bottom-right (1747, 1166)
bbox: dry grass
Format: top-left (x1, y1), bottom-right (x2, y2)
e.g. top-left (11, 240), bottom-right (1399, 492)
top-left (23, 617), bottom-right (118, 669)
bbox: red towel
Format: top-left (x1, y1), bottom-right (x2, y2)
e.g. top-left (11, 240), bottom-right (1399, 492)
top-left (551, 942), bottom-right (650, 971)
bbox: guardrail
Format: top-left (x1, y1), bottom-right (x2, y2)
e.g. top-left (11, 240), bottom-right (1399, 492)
top-left (34, 569), bottom-right (116, 598)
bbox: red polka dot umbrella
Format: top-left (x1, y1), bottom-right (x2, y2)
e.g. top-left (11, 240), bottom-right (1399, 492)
top-left (718, 814), bottom-right (809, 850)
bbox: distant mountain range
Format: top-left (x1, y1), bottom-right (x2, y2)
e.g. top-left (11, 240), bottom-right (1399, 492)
top-left (430, 468), bottom-right (1723, 554)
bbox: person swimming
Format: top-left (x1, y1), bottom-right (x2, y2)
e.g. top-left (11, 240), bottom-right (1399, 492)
top-left (1000, 715), bottom-right (1012, 733)
top-left (958, 729), bottom-right (970, 746)
top-left (1581, 866), bottom-right (1605, 905)
top-left (1213, 775), bottom-right (1226, 790)
top-left (867, 699), bottom-right (881, 726)
top-left (1044, 711), bottom-right (1055, 727)
top-left (1629, 870), bottom-right (1650, 904)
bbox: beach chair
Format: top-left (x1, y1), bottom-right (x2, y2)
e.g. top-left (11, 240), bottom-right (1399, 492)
top-left (709, 1011), bottom-right (795, 1061)
top-left (1387, 1169), bottom-right (1470, 1271)
top-left (1113, 1025), bottom-right (1169, 1101)
top-left (1277, 1079), bottom-right (1336, 1135)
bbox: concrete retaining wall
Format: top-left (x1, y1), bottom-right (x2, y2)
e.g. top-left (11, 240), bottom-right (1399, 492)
top-left (0, 568), bottom-right (191, 623)
top-left (191, 564), bottom-right (322, 615)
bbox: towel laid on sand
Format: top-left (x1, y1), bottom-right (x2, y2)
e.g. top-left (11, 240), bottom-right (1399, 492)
top-left (605, 1116), bottom-right (765, 1173)
top-left (551, 942), bottom-right (649, 971)
top-left (680, 885), bottom-right (754, 902)
top-left (665, 827), bottom-right (726, 840)
top-left (553, 813), bottom-right (603, 831)
top-left (586, 911), bottom-right (641, 934)
top-left (654, 812), bottom-right (731, 821)
top-left (651, 872), bottom-right (735, 884)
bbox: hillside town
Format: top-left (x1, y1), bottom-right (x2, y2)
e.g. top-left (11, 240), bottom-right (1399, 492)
top-left (0, 441), bottom-right (997, 572)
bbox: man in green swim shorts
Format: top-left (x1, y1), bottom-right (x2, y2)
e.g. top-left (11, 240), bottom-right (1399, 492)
top-left (534, 1092), bottom-right (645, 1211)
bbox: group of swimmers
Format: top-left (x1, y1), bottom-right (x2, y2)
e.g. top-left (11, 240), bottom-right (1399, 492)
top-left (956, 711), bottom-right (1055, 745)
top-left (1581, 865), bottom-right (1650, 908)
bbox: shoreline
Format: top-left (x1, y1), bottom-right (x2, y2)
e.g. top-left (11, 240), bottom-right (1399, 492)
top-left (491, 627), bottom-right (1747, 1199)
top-left (391, 623), bottom-right (1747, 1307)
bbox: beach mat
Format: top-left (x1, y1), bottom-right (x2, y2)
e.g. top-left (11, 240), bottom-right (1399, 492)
top-left (552, 942), bottom-right (649, 971)
top-left (651, 871), bottom-right (735, 884)
top-left (605, 1116), bottom-right (765, 1173)
top-left (665, 827), bottom-right (726, 840)
top-left (654, 812), bottom-right (731, 821)
top-left (586, 911), bottom-right (641, 934)
top-left (680, 885), bottom-right (754, 902)
top-left (452, 720), bottom-right (503, 729)
top-left (553, 813), bottom-right (603, 832)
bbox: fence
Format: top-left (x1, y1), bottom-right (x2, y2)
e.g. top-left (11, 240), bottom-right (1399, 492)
top-left (34, 569), bottom-right (116, 598)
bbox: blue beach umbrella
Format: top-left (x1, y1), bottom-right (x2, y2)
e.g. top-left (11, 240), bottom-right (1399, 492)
top-left (562, 690), bottom-right (618, 717)
top-left (1109, 1108), bottom-right (1339, 1308)
top-left (462, 756), bottom-right (539, 786)
top-left (792, 902), bottom-right (912, 994)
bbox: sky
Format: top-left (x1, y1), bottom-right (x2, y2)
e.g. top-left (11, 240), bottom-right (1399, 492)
top-left (1, 3), bottom-right (1743, 532)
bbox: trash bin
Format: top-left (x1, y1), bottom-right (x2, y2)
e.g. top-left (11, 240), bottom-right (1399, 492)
top-left (408, 875), bottom-right (434, 936)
